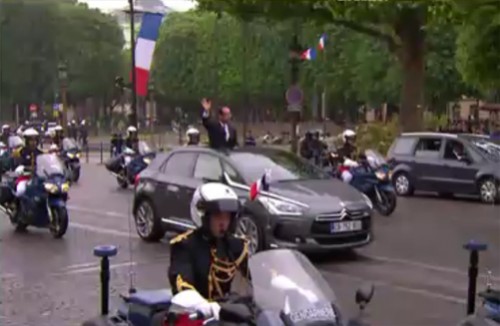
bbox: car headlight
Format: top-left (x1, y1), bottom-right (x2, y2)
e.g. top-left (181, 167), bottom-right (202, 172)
top-left (61, 182), bottom-right (70, 193)
top-left (362, 194), bottom-right (373, 210)
top-left (67, 153), bottom-right (75, 159)
top-left (143, 157), bottom-right (151, 165)
top-left (258, 196), bottom-right (304, 216)
top-left (44, 183), bottom-right (59, 193)
top-left (375, 171), bottom-right (387, 180)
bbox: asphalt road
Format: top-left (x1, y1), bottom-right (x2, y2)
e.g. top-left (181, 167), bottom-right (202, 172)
top-left (0, 162), bottom-right (499, 326)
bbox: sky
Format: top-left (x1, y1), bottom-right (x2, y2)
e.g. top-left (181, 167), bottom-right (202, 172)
top-left (78, 0), bottom-right (196, 12)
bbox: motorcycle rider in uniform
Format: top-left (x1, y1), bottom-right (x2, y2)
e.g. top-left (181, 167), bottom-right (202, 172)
top-left (186, 127), bottom-right (200, 146)
top-left (168, 183), bottom-right (249, 317)
top-left (12, 128), bottom-right (44, 197)
top-left (1, 124), bottom-right (11, 145)
top-left (338, 129), bottom-right (357, 160)
top-left (50, 125), bottom-right (64, 148)
top-left (125, 126), bottom-right (139, 152)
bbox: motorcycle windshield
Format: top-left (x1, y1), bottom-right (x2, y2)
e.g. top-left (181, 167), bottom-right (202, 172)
top-left (249, 249), bottom-right (338, 320)
top-left (62, 138), bottom-right (78, 151)
top-left (364, 149), bottom-right (386, 169)
top-left (36, 154), bottom-right (65, 177)
top-left (8, 136), bottom-right (24, 148)
top-left (138, 141), bottom-right (152, 155)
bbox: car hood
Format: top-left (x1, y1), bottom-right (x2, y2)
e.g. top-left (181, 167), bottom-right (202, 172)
top-left (267, 179), bottom-right (368, 214)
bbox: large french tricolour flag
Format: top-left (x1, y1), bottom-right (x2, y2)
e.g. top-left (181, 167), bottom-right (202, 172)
top-left (134, 12), bottom-right (164, 96)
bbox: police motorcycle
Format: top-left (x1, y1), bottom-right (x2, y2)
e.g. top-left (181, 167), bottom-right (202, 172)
top-left (105, 141), bottom-right (155, 189)
top-left (61, 137), bottom-right (82, 182)
top-left (82, 248), bottom-right (374, 326)
top-left (0, 154), bottom-right (70, 238)
top-left (337, 150), bottom-right (396, 217)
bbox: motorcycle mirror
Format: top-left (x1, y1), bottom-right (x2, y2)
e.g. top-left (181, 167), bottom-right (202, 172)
top-left (170, 290), bottom-right (207, 311)
top-left (219, 303), bottom-right (253, 323)
top-left (355, 284), bottom-right (375, 308)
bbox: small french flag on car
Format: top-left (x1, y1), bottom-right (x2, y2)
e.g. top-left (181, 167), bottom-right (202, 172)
top-left (249, 170), bottom-right (272, 200)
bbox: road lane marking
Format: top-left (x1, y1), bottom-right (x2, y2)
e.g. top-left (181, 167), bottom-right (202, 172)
top-left (362, 253), bottom-right (500, 282)
top-left (68, 205), bottom-right (128, 218)
top-left (319, 268), bottom-right (466, 305)
top-left (70, 222), bottom-right (139, 238)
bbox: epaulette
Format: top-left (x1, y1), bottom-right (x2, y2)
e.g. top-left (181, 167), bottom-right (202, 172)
top-left (169, 229), bottom-right (194, 245)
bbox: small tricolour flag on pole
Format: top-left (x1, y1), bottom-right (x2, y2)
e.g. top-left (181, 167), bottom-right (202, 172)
top-left (133, 12), bottom-right (164, 96)
top-left (300, 48), bottom-right (316, 61)
top-left (249, 169), bottom-right (272, 200)
top-left (318, 33), bottom-right (327, 51)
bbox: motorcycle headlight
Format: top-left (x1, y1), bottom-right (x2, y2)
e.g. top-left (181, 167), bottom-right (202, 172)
top-left (61, 182), bottom-right (70, 193)
top-left (76, 152), bottom-right (81, 158)
top-left (143, 157), bottom-right (151, 165)
top-left (44, 182), bottom-right (58, 193)
top-left (67, 153), bottom-right (75, 159)
top-left (258, 197), bottom-right (305, 216)
top-left (375, 171), bottom-right (387, 180)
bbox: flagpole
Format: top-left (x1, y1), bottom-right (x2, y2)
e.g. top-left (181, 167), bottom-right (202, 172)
top-left (321, 34), bottom-right (327, 135)
top-left (128, 0), bottom-right (138, 128)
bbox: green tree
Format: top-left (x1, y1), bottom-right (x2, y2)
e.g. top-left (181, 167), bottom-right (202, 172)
top-left (196, 0), bottom-right (475, 131)
top-left (455, 3), bottom-right (500, 94)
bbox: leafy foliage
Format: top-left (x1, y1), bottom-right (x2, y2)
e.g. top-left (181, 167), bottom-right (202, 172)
top-left (0, 0), bottom-right (124, 115)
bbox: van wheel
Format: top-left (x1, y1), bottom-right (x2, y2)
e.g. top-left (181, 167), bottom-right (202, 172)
top-left (393, 172), bottom-right (414, 196)
top-left (478, 178), bottom-right (499, 204)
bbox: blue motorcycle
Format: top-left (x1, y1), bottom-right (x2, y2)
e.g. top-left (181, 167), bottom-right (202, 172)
top-left (1, 154), bottom-right (70, 238)
top-left (105, 142), bottom-right (155, 189)
top-left (61, 137), bottom-right (81, 183)
top-left (348, 150), bottom-right (397, 216)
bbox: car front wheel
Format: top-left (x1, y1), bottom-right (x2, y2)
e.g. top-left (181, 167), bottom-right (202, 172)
top-left (236, 215), bottom-right (264, 256)
top-left (478, 178), bottom-right (499, 204)
top-left (393, 172), bottom-right (413, 196)
top-left (134, 199), bottom-right (165, 241)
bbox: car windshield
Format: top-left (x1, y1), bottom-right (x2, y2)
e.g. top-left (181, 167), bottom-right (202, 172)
top-left (138, 141), bottom-right (153, 154)
top-left (62, 138), bottom-right (78, 150)
top-left (36, 154), bottom-right (65, 177)
top-left (365, 149), bottom-right (386, 168)
top-left (230, 151), bottom-right (327, 183)
top-left (466, 137), bottom-right (500, 161)
top-left (8, 136), bottom-right (24, 148)
top-left (249, 250), bottom-right (338, 319)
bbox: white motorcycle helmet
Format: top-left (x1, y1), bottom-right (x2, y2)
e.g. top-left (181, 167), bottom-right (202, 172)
top-left (127, 126), bottom-right (138, 137)
top-left (190, 183), bottom-right (240, 235)
top-left (342, 129), bottom-right (356, 143)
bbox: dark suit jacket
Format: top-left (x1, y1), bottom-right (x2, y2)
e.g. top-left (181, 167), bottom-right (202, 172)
top-left (201, 110), bottom-right (238, 150)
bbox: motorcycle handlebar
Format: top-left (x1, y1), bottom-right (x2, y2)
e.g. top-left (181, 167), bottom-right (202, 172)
top-left (188, 311), bottom-right (203, 320)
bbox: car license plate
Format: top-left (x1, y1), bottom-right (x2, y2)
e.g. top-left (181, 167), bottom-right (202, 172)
top-left (330, 221), bottom-right (362, 233)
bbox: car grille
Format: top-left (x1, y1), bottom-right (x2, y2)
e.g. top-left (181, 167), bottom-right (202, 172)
top-left (315, 209), bottom-right (367, 222)
top-left (315, 233), bottom-right (369, 245)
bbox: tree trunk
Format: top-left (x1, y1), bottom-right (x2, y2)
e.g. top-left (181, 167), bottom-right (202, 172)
top-left (395, 7), bottom-right (426, 131)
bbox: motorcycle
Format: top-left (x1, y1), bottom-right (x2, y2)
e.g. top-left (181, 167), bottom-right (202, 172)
top-left (81, 249), bottom-right (374, 326)
top-left (339, 150), bottom-right (397, 217)
top-left (105, 141), bottom-right (155, 189)
top-left (61, 137), bottom-right (82, 183)
top-left (0, 154), bottom-right (70, 238)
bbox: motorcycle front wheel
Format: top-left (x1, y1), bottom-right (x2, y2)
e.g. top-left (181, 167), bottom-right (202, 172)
top-left (49, 206), bottom-right (69, 238)
top-left (373, 188), bottom-right (397, 216)
top-left (117, 175), bottom-right (128, 189)
top-left (72, 168), bottom-right (80, 183)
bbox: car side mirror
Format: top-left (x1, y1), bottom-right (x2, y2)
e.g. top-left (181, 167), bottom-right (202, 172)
top-left (219, 303), bottom-right (253, 323)
top-left (355, 284), bottom-right (374, 309)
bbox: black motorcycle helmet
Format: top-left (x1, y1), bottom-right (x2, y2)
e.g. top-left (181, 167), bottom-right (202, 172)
top-left (190, 183), bottom-right (240, 238)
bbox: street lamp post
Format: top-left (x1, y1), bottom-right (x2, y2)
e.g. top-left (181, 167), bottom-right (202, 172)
top-left (147, 78), bottom-right (156, 147)
top-left (127, 0), bottom-right (138, 128)
top-left (58, 63), bottom-right (68, 133)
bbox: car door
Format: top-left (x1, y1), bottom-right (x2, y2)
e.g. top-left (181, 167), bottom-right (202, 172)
top-left (441, 139), bottom-right (480, 194)
top-left (155, 152), bottom-right (197, 220)
top-left (177, 153), bottom-right (225, 219)
top-left (412, 137), bottom-right (448, 192)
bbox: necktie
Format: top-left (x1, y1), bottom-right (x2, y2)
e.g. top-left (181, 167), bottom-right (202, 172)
top-left (223, 124), bottom-right (229, 141)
